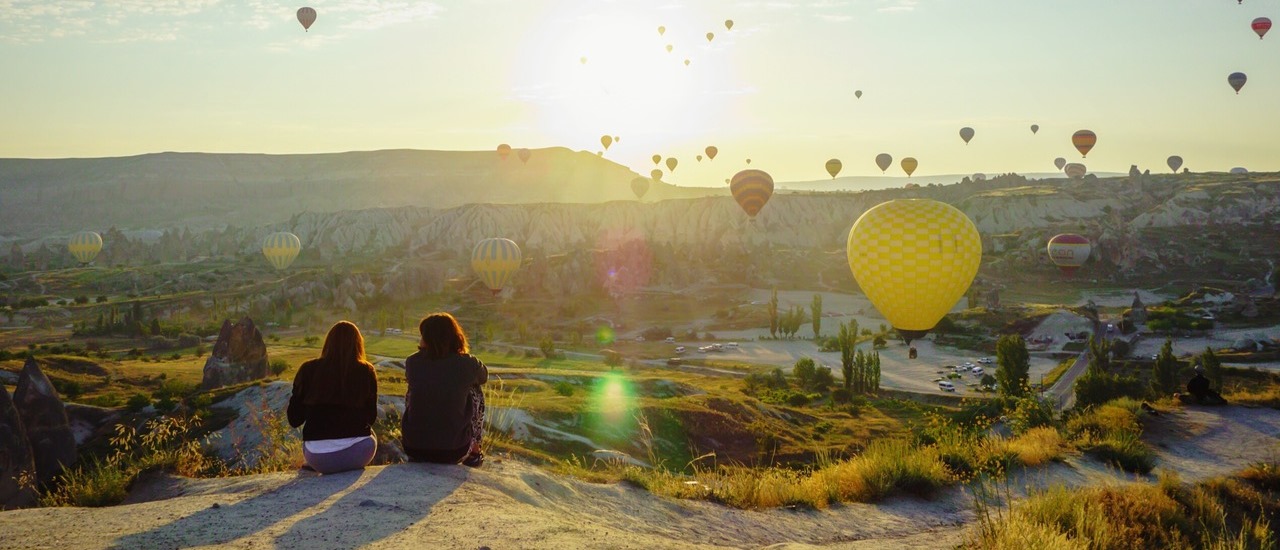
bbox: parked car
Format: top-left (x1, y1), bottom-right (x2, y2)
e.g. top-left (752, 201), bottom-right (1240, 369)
top-left (938, 381), bottom-right (956, 392)
top-left (665, 337), bottom-right (676, 344)
top-left (674, 346), bottom-right (686, 354)
top-left (725, 342), bottom-right (739, 349)
top-left (971, 367), bottom-right (984, 375)
top-left (667, 358), bottom-right (683, 366)
top-left (977, 357), bottom-right (993, 365)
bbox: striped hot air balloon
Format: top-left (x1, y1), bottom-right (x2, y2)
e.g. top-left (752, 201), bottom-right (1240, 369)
top-left (68, 231), bottom-right (103, 265)
top-left (297, 7), bottom-right (317, 31)
top-left (631, 177), bottom-right (650, 200)
top-left (901, 157), bottom-right (919, 177)
top-left (1253, 17), bottom-right (1271, 39)
top-left (1072, 130), bottom-right (1097, 158)
top-left (1047, 234), bottom-right (1091, 275)
top-left (471, 238), bottom-right (522, 295)
top-left (1064, 163), bottom-right (1087, 179)
top-left (262, 232), bottom-right (301, 270)
top-left (825, 159), bottom-right (842, 179)
top-left (496, 144), bottom-right (511, 160)
top-left (730, 169), bottom-right (774, 219)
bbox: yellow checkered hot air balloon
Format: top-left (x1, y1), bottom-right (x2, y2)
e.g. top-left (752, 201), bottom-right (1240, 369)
top-left (262, 232), bottom-right (301, 270)
top-left (472, 238), bottom-right (522, 296)
top-left (68, 231), bottom-right (103, 265)
top-left (846, 199), bottom-right (982, 344)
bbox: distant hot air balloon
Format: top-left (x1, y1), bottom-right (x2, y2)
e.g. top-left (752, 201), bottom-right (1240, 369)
top-left (855, 90), bottom-right (863, 99)
top-left (652, 154), bottom-right (662, 165)
top-left (1253, 17), bottom-right (1271, 39)
top-left (580, 57), bottom-right (587, 65)
top-left (825, 159), bottom-right (842, 179)
top-left (614, 136), bottom-right (620, 143)
top-left (705, 146), bottom-right (718, 160)
top-left (631, 177), bottom-right (650, 200)
top-left (601, 135), bottom-right (613, 150)
top-left (666, 158), bottom-right (678, 172)
top-left (1030, 124), bottom-right (1040, 135)
top-left (1064, 163), bottom-right (1087, 179)
top-left (730, 169), bottom-right (773, 219)
top-left (706, 32), bottom-right (715, 42)
top-left (745, 159), bottom-right (752, 165)
top-left (959, 127), bottom-right (975, 145)
top-left (497, 144), bottom-right (512, 160)
top-left (597, 151), bottom-right (603, 156)
top-left (651, 169), bottom-right (664, 181)
top-left (972, 173), bottom-right (987, 181)
top-left (658, 26), bottom-right (666, 36)
top-left (846, 199), bottom-right (982, 344)
top-left (1072, 130), bottom-right (1097, 158)
top-left (901, 157), bottom-right (918, 177)
top-left (297, 7), bottom-right (316, 31)
top-left (875, 153), bottom-right (893, 174)
top-left (68, 231), bottom-right (103, 265)
top-left (697, 155), bottom-right (703, 162)
top-left (1054, 157), bottom-right (1067, 170)
top-left (518, 149), bottom-right (531, 163)
top-left (1231, 167), bottom-right (1249, 175)
top-left (262, 232), bottom-right (301, 271)
top-left (1047, 234), bottom-right (1091, 276)
top-left (684, 59), bottom-right (691, 66)
top-left (666, 44), bottom-right (674, 53)
top-left (472, 238), bottom-right (522, 296)
top-left (1167, 155), bottom-right (1184, 173)
top-left (725, 20), bottom-right (734, 30)
top-left (1229, 72), bottom-right (1248, 94)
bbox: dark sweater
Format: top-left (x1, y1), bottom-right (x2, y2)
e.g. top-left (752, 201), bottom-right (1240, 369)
top-left (287, 359), bottom-right (378, 441)
top-left (401, 351), bottom-right (487, 451)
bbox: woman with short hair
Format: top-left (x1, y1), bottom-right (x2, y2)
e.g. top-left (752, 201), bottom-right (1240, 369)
top-left (287, 321), bottom-right (379, 474)
top-left (401, 312), bottom-right (487, 467)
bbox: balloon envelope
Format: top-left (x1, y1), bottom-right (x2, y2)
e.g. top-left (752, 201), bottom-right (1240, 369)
top-left (68, 231), bottom-right (103, 264)
top-left (972, 173), bottom-right (986, 181)
top-left (1253, 17), bottom-right (1271, 39)
top-left (1167, 156), bottom-right (1183, 173)
top-left (959, 127), bottom-right (975, 144)
top-left (297, 7), bottom-right (316, 31)
top-left (652, 154), bottom-right (662, 165)
top-left (825, 159), bottom-right (842, 179)
top-left (875, 153), bottom-right (893, 173)
top-left (631, 177), bottom-right (650, 200)
top-left (666, 44), bottom-right (673, 53)
top-left (846, 199), bottom-right (982, 342)
top-left (658, 26), bottom-right (666, 36)
top-left (1231, 167), bottom-right (1249, 175)
top-left (730, 169), bottom-right (774, 218)
top-left (1072, 130), bottom-right (1097, 157)
top-left (705, 146), bottom-right (718, 160)
top-left (1030, 124), bottom-right (1040, 134)
top-left (517, 149), bottom-right (531, 163)
top-left (1054, 157), bottom-right (1067, 170)
top-left (1047, 234), bottom-right (1091, 275)
top-left (697, 155), bottom-right (703, 162)
top-left (651, 169), bottom-right (664, 181)
top-left (901, 157), bottom-right (918, 177)
top-left (1064, 163), bottom-right (1087, 179)
top-left (666, 158), bottom-right (678, 172)
top-left (725, 20), bottom-right (734, 30)
top-left (706, 32), bottom-right (714, 42)
top-left (855, 90), bottom-right (863, 99)
top-left (1229, 72), bottom-right (1247, 94)
top-left (496, 144), bottom-right (512, 160)
top-left (472, 238), bottom-right (522, 295)
top-left (262, 232), bottom-right (301, 270)
top-left (601, 135), bottom-right (613, 150)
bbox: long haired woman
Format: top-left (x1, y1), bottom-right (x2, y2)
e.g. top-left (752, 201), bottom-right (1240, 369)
top-left (401, 312), bottom-right (487, 466)
top-left (287, 321), bottom-right (379, 474)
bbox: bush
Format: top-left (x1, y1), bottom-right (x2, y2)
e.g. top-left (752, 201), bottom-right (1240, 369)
top-left (786, 392), bottom-right (811, 407)
top-left (641, 326), bottom-right (673, 341)
top-left (1007, 395), bottom-right (1055, 435)
top-left (177, 334), bottom-right (201, 348)
top-left (872, 335), bottom-right (887, 348)
top-left (126, 393), bottom-right (151, 412)
top-left (832, 388), bottom-right (852, 404)
top-left (553, 381), bottom-right (574, 397)
top-left (539, 337), bottom-right (556, 359)
top-left (269, 359), bottom-right (289, 377)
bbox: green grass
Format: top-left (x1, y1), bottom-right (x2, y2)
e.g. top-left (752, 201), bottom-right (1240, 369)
top-left (1041, 357), bottom-right (1076, 389)
top-left (1066, 398), bottom-right (1155, 474)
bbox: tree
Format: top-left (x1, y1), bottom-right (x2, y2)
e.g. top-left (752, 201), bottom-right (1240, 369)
top-left (1152, 338), bottom-right (1180, 395)
top-left (768, 288), bottom-right (779, 338)
top-left (1200, 346), bottom-right (1223, 391)
top-left (995, 334), bottom-right (1030, 397)
top-left (872, 335), bottom-right (886, 349)
top-left (539, 337), bottom-right (557, 358)
top-left (793, 357), bottom-right (817, 388)
top-left (810, 366), bottom-right (835, 392)
top-left (150, 318), bottom-right (162, 336)
top-left (839, 321), bottom-right (857, 391)
top-left (810, 294), bottom-right (823, 338)
top-left (132, 320), bottom-right (147, 339)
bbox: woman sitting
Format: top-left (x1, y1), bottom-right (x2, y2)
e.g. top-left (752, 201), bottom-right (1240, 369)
top-left (401, 312), bottom-right (487, 467)
top-left (287, 321), bottom-right (379, 474)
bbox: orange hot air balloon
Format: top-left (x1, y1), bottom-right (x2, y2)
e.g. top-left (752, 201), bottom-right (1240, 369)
top-left (496, 144), bottom-right (512, 160)
top-left (601, 135), bottom-right (613, 150)
top-left (731, 169), bottom-right (773, 219)
top-left (1072, 130), bottom-right (1097, 158)
top-left (1047, 234), bottom-right (1091, 275)
top-left (517, 148), bottom-right (531, 163)
top-left (705, 146), bottom-right (718, 160)
top-left (901, 157), bottom-right (918, 177)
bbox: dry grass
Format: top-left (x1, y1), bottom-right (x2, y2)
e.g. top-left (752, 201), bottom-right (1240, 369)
top-left (1006, 427), bottom-right (1069, 467)
top-left (1066, 398), bottom-right (1155, 474)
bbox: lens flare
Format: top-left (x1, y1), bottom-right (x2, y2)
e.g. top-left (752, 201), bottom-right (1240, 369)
top-left (590, 372), bottom-right (637, 427)
top-left (595, 326), bottom-right (615, 345)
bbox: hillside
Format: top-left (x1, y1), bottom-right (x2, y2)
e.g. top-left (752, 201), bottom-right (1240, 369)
top-left (0, 148), bottom-right (719, 237)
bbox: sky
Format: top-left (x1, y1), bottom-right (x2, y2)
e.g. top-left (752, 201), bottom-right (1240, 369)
top-left (0, 0), bottom-right (1276, 183)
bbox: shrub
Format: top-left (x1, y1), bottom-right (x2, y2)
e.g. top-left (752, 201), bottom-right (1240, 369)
top-left (554, 381), bottom-right (574, 397)
top-left (1007, 395), bottom-right (1055, 435)
top-left (872, 335), bottom-right (887, 348)
top-left (831, 388), bottom-right (852, 404)
top-left (126, 393), bottom-right (150, 412)
top-left (177, 334), bottom-right (201, 348)
top-left (269, 359), bottom-right (289, 377)
top-left (786, 392), bottom-right (811, 407)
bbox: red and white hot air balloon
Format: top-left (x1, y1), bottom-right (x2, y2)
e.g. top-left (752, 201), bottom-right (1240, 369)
top-left (297, 7), bottom-right (317, 31)
top-left (1253, 17), bottom-right (1271, 39)
top-left (1047, 234), bottom-right (1091, 275)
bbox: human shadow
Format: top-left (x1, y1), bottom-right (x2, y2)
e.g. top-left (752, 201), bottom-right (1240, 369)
top-left (273, 463), bottom-right (470, 549)
top-left (114, 471), bottom-right (361, 549)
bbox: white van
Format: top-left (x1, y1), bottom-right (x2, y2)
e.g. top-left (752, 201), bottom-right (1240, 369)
top-left (674, 346), bottom-right (686, 354)
top-left (725, 342), bottom-right (739, 349)
top-left (665, 337), bottom-right (676, 344)
top-left (938, 381), bottom-right (956, 392)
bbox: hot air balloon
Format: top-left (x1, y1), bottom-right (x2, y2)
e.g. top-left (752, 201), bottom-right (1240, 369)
top-left (601, 135), bottom-right (613, 150)
top-left (1030, 124), bottom-right (1040, 135)
top-left (614, 136), bottom-right (620, 143)
top-left (972, 173), bottom-right (987, 182)
top-left (846, 199), bottom-right (982, 344)
top-left (658, 26), bottom-right (666, 36)
top-left (666, 158), bottom-right (678, 172)
top-left (875, 154), bottom-right (893, 174)
top-left (1072, 130), bottom-right (1097, 158)
top-left (1054, 157), bottom-right (1067, 170)
top-left (901, 157), bottom-right (918, 177)
top-left (1064, 163), bottom-right (1087, 179)
top-left (684, 59), bottom-right (691, 66)
top-left (652, 154), bottom-right (662, 165)
top-left (631, 177), bottom-right (650, 200)
top-left (1047, 234), bottom-right (1091, 276)
top-left (651, 169), bottom-right (664, 181)
top-left (1229, 72), bottom-right (1247, 94)
top-left (580, 57), bottom-right (587, 65)
top-left (297, 7), bottom-right (316, 31)
top-left (697, 155), bottom-right (703, 162)
top-left (706, 32), bottom-right (715, 42)
top-left (1167, 156), bottom-right (1184, 173)
top-left (745, 159), bottom-right (752, 165)
top-left (472, 238), bottom-right (522, 296)
top-left (497, 144), bottom-right (512, 160)
top-left (1253, 17), bottom-right (1271, 39)
top-left (262, 232), bottom-right (301, 271)
top-left (705, 146), bottom-right (718, 160)
top-left (825, 159), bottom-right (842, 179)
top-left (518, 149), bottom-right (531, 163)
top-left (725, 20), bottom-right (734, 30)
top-left (1231, 167), bottom-right (1249, 175)
top-left (959, 127), bottom-right (975, 145)
top-left (855, 90), bottom-right (863, 99)
top-left (68, 231), bottom-right (103, 265)
top-left (730, 169), bottom-right (773, 219)
top-left (666, 44), bottom-right (674, 53)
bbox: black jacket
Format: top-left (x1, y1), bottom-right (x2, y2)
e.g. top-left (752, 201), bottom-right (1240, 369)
top-left (287, 359), bottom-right (378, 441)
top-left (401, 351), bottom-right (487, 451)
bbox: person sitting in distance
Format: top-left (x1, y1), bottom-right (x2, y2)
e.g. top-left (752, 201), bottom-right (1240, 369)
top-left (401, 312), bottom-right (487, 467)
top-left (1179, 365), bottom-right (1227, 406)
top-left (287, 321), bottom-right (379, 474)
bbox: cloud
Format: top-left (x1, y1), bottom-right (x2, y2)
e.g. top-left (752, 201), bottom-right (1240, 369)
top-left (876, 0), bottom-right (918, 13)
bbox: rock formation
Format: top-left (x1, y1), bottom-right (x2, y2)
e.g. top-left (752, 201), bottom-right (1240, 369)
top-left (13, 358), bottom-right (76, 486)
top-left (1130, 291), bottom-right (1148, 325)
top-left (0, 384), bottom-right (37, 510)
top-left (201, 317), bottom-right (269, 390)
